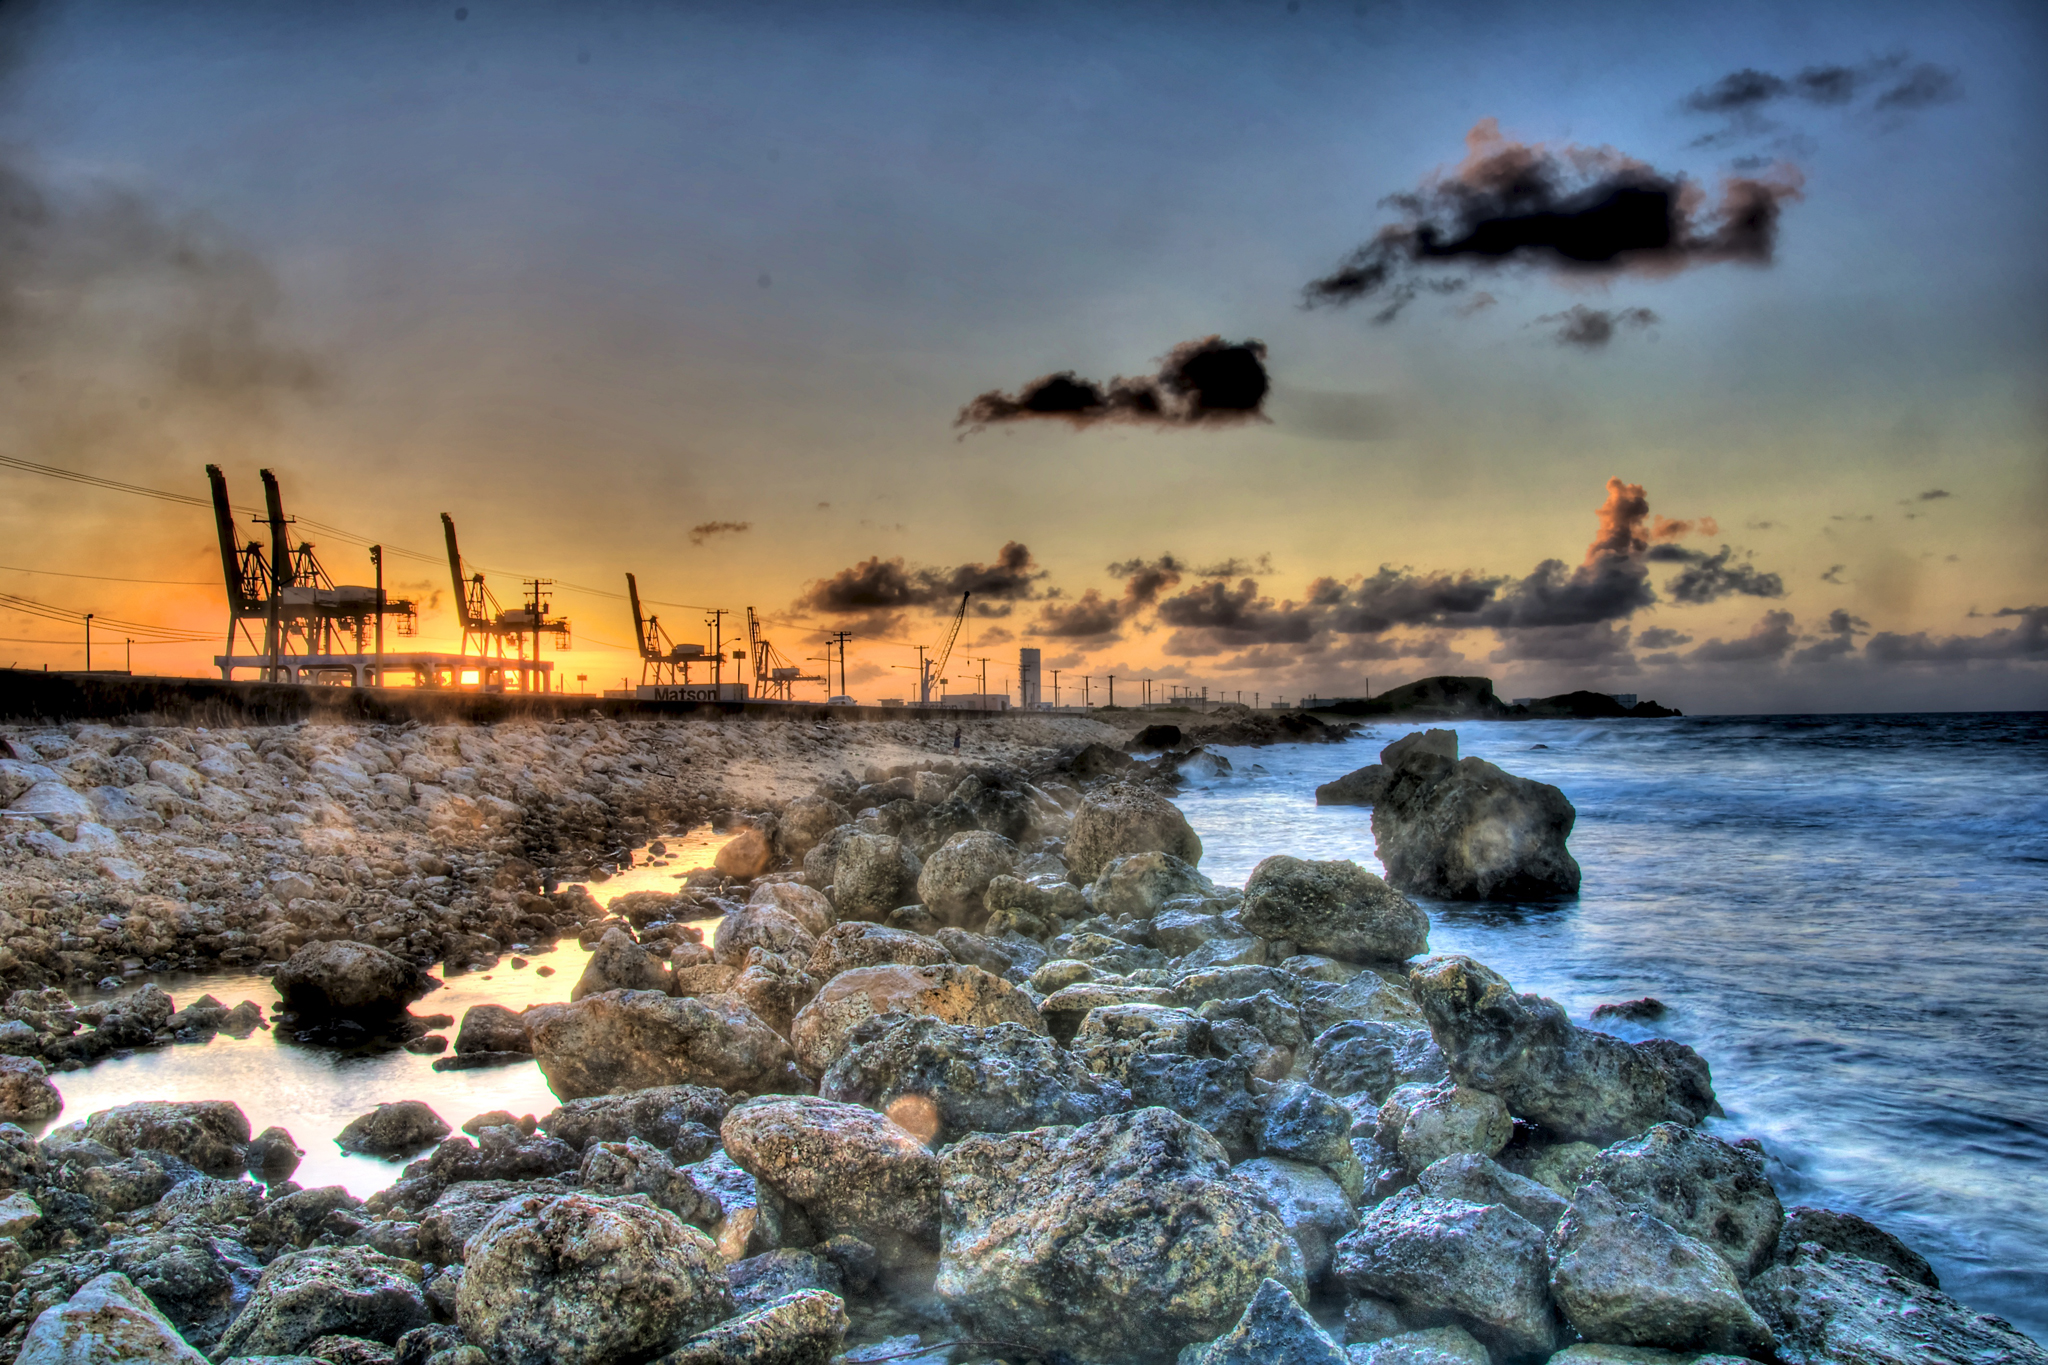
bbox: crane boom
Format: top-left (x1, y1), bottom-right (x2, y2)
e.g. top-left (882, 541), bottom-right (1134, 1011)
top-left (627, 572), bottom-right (652, 659)
top-left (928, 591), bottom-right (969, 702)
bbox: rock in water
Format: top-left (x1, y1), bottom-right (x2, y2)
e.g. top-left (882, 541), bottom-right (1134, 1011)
top-left (72, 1099), bottom-right (252, 1176)
top-left (273, 941), bottom-right (438, 1021)
top-left (1369, 730), bottom-right (1581, 899)
top-left (213, 1246), bottom-right (429, 1358)
top-left (721, 1096), bottom-right (940, 1265)
top-left (16, 1271), bottom-right (210, 1365)
top-left (336, 1102), bottom-right (452, 1158)
top-left (458, 1191), bottom-right (730, 1365)
top-left (570, 928), bottom-right (671, 1000)
top-left (1748, 1243), bottom-right (2048, 1365)
top-left (714, 825), bottom-right (774, 879)
top-left (1332, 1187), bottom-right (1557, 1360)
top-left (935, 1106), bottom-right (1305, 1364)
top-left (0, 1055), bottom-right (61, 1123)
top-left (787, 962), bottom-right (1043, 1079)
top-left (525, 990), bottom-right (793, 1100)
top-left (1064, 782), bottom-right (1204, 883)
top-left (1775, 1205), bottom-right (1938, 1288)
top-left (1240, 856), bottom-right (1429, 963)
top-left (1549, 1183), bottom-right (1776, 1358)
top-left (1181, 1277), bottom-right (1345, 1364)
top-left (1409, 956), bottom-right (1717, 1145)
top-left (819, 1015), bottom-right (1126, 1145)
top-left (455, 1004), bottom-right (532, 1056)
top-left (1313, 763), bottom-right (1387, 807)
top-left (1581, 1123), bottom-right (1783, 1281)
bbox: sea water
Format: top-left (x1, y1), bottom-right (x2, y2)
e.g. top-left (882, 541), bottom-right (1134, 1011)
top-left (1176, 712), bottom-right (2048, 1339)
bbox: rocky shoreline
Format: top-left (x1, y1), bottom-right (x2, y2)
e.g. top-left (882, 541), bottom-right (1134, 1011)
top-left (0, 714), bottom-right (2040, 1364)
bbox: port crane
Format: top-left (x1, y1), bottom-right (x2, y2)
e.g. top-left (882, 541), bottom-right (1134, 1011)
top-left (918, 591), bottom-right (969, 704)
top-left (441, 513), bottom-right (569, 691)
top-left (745, 608), bottom-right (825, 700)
top-left (626, 573), bottom-right (709, 684)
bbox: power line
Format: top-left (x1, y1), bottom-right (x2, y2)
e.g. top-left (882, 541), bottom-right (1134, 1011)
top-left (0, 564), bottom-right (216, 586)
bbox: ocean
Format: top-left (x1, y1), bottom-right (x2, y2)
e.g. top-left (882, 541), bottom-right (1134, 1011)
top-left (1176, 711), bottom-right (2048, 1340)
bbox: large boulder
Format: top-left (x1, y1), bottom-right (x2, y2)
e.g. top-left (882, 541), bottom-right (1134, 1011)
top-left (1065, 782), bottom-right (1203, 883)
top-left (1332, 1187), bottom-right (1558, 1360)
top-left (1089, 851), bottom-right (1219, 920)
top-left (656, 1288), bottom-right (848, 1365)
top-left (272, 941), bottom-right (437, 1020)
top-left (1581, 1123), bottom-right (1783, 1281)
top-left (1370, 731), bottom-right (1581, 899)
top-left (455, 1004), bottom-right (531, 1056)
top-left (525, 990), bottom-right (793, 1100)
top-left (804, 922), bottom-right (953, 981)
top-left (1775, 1205), bottom-right (1937, 1288)
top-left (539, 1086), bottom-right (731, 1155)
top-left (777, 795), bottom-right (851, 863)
top-left (711, 904), bottom-right (816, 967)
top-left (336, 1102), bottom-right (451, 1158)
top-left (1229, 1157), bottom-right (1358, 1285)
top-left (914, 831), bottom-right (1019, 925)
top-left (1409, 956), bottom-right (1716, 1145)
top-left (787, 962), bottom-right (1042, 1078)
top-left (213, 1246), bottom-right (429, 1358)
top-left (1415, 1153), bottom-right (1568, 1231)
top-left (1748, 1243), bottom-right (2047, 1365)
top-left (1181, 1276), bottom-right (1345, 1365)
top-left (1313, 763), bottom-right (1387, 807)
top-left (819, 1015), bottom-right (1127, 1146)
top-left (0, 1055), bottom-right (61, 1123)
top-left (16, 1271), bottom-right (210, 1365)
top-left (827, 832), bottom-right (922, 922)
top-left (570, 928), bottom-right (670, 1001)
top-left (721, 1096), bottom-right (940, 1264)
top-left (1378, 1080), bottom-right (1512, 1171)
top-left (935, 1106), bottom-right (1305, 1364)
top-left (713, 825), bottom-right (774, 880)
top-left (1240, 856), bottom-right (1428, 963)
top-left (71, 1101), bottom-right (250, 1177)
top-left (748, 882), bottom-right (837, 938)
top-left (1307, 1020), bottom-right (1446, 1103)
top-left (1548, 1182), bottom-right (1775, 1358)
top-left (458, 1191), bottom-right (729, 1365)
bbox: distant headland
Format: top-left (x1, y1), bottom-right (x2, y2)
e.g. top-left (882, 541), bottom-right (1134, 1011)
top-left (1301, 675), bottom-right (1681, 720)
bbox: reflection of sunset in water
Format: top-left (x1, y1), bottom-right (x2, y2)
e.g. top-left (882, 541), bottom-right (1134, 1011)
top-left (560, 826), bottom-right (740, 946)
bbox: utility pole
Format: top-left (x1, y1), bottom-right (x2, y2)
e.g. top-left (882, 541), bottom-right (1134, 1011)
top-left (1081, 676), bottom-right (1091, 707)
top-left (371, 546), bottom-right (384, 688)
top-left (83, 613), bottom-right (92, 672)
top-left (706, 609), bottom-right (728, 689)
top-left (125, 638), bottom-right (131, 674)
top-left (828, 631), bottom-right (854, 699)
top-left (1108, 675), bottom-right (1115, 707)
top-left (1051, 670), bottom-right (1060, 707)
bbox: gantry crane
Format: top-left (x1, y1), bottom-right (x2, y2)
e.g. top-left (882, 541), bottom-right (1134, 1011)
top-left (627, 573), bottom-right (710, 684)
top-left (441, 513), bottom-right (568, 692)
top-left (745, 607), bottom-right (825, 701)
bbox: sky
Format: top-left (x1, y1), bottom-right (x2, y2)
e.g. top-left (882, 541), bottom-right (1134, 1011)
top-left (1, 0), bottom-right (2043, 712)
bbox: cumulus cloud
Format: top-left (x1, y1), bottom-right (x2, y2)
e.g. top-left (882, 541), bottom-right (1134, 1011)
top-left (957, 337), bottom-right (1269, 432)
top-left (1539, 305), bottom-right (1660, 349)
top-left (1034, 589), bottom-right (1123, 639)
top-left (1637, 626), bottom-right (1694, 648)
top-left (688, 520), bottom-right (751, 545)
top-left (1864, 605), bottom-right (2047, 664)
top-left (1303, 119), bottom-right (1803, 322)
top-left (1648, 544), bottom-right (1787, 603)
top-left (1916, 488), bottom-right (1952, 501)
top-left (1652, 514), bottom-right (1719, 541)
top-left (1820, 564), bottom-right (1846, 584)
top-left (1689, 609), bottom-right (1798, 663)
top-left (1489, 621), bottom-right (1639, 668)
top-left (1683, 56), bottom-right (1961, 141)
top-left (1792, 608), bottom-right (1870, 664)
top-left (795, 542), bottom-right (1044, 626)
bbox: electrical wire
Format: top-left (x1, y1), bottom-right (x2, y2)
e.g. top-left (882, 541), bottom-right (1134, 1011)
top-left (0, 564), bottom-right (216, 586)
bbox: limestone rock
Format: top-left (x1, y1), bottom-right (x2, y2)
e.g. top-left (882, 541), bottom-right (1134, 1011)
top-left (654, 1288), bottom-right (846, 1365)
top-left (747, 882), bottom-right (837, 938)
top-left (453, 1005), bottom-right (530, 1056)
top-left (526, 990), bottom-right (793, 1100)
top-left (787, 962), bottom-right (1042, 1079)
top-left (458, 1192), bottom-right (729, 1365)
top-left (1314, 763), bottom-right (1387, 808)
top-left (1181, 1277), bottom-right (1345, 1365)
top-left (720, 1097), bottom-right (940, 1263)
top-left (1775, 1205), bottom-right (1937, 1288)
top-left (1308, 1021), bottom-right (1446, 1103)
top-left (539, 1086), bottom-right (731, 1155)
top-left (936, 1106), bottom-right (1305, 1364)
top-left (1258, 1082), bottom-right (1353, 1167)
top-left (16, 1270), bottom-right (210, 1365)
top-left (214, 1247), bottom-right (428, 1359)
top-left (914, 831), bottom-right (1020, 926)
top-left (713, 826), bottom-right (774, 880)
top-left (577, 1137), bottom-right (720, 1225)
top-left (1583, 1123), bottom-right (1782, 1281)
top-left (569, 929), bottom-right (670, 1001)
top-left (1748, 1242), bottom-right (2047, 1365)
top-left (820, 1015), bottom-right (1127, 1146)
top-left (1378, 1081), bottom-right (1512, 1172)
top-left (247, 1127), bottom-right (304, 1184)
top-left (827, 832), bottom-right (922, 923)
top-left (1548, 1182), bottom-right (1774, 1358)
top-left (0, 1055), bottom-right (62, 1123)
top-left (337, 1103), bottom-right (451, 1158)
top-left (804, 923), bottom-right (953, 982)
top-left (1065, 782), bottom-right (1203, 884)
top-left (1333, 1187), bottom-right (1557, 1360)
top-left (712, 905), bottom-right (817, 969)
top-left (273, 942), bottom-right (437, 1021)
top-left (1229, 1157), bottom-right (1358, 1284)
top-left (1241, 857), bottom-right (1429, 963)
top-left (1345, 1326), bottom-right (1492, 1364)
top-left (776, 795), bottom-right (850, 863)
top-left (1091, 851), bottom-right (1220, 921)
top-left (1409, 956), bottom-right (1716, 1145)
top-left (1370, 732), bottom-right (1581, 900)
top-left (1415, 1153), bottom-right (1568, 1231)
top-left (73, 1100), bottom-right (251, 1177)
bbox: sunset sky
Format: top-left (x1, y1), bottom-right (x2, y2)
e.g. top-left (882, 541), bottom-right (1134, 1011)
top-left (2, 0), bottom-right (2042, 712)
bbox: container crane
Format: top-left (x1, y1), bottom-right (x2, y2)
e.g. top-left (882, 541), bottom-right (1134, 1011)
top-left (745, 607), bottom-right (824, 701)
top-left (921, 591), bottom-right (969, 704)
top-left (627, 573), bottom-right (709, 683)
top-left (441, 513), bottom-right (568, 691)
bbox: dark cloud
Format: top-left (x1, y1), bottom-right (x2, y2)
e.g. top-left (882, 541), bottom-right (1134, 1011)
top-left (1650, 545), bottom-right (1786, 604)
top-left (1539, 305), bottom-right (1659, 349)
top-left (1488, 621), bottom-right (1638, 667)
top-left (1652, 514), bottom-right (1719, 541)
top-left (1875, 64), bottom-right (1962, 111)
top-left (1034, 589), bottom-right (1123, 639)
top-left (1916, 488), bottom-right (1952, 501)
top-left (1820, 564), bottom-right (1846, 584)
top-left (1685, 68), bottom-right (1788, 113)
top-left (1864, 606), bottom-right (2048, 664)
top-left (1107, 554), bottom-right (1188, 607)
top-left (1303, 120), bottom-right (1802, 321)
top-left (688, 520), bottom-right (751, 545)
top-left (957, 337), bottom-right (1269, 432)
top-left (1194, 554), bottom-right (1274, 578)
top-left (1689, 609), bottom-right (1798, 663)
top-left (1683, 56), bottom-right (1961, 121)
top-left (796, 541), bottom-right (1043, 618)
top-left (1637, 626), bottom-right (1693, 648)
top-left (1793, 608), bottom-right (1869, 664)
